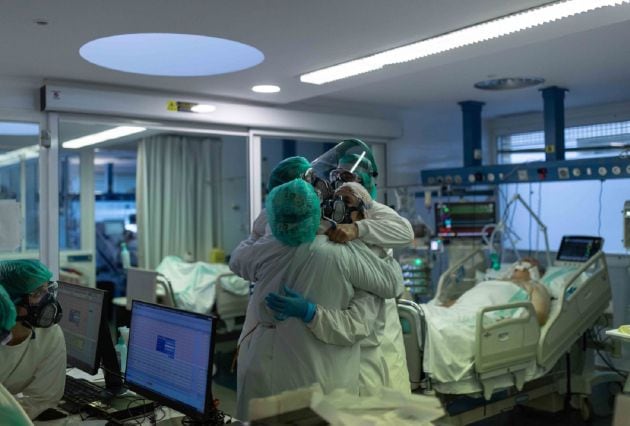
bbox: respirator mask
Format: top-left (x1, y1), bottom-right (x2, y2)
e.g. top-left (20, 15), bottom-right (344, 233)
top-left (322, 197), bottom-right (366, 225)
top-left (17, 281), bottom-right (63, 329)
top-left (302, 168), bottom-right (333, 204)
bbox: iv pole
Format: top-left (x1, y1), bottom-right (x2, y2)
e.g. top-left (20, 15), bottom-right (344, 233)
top-left (501, 193), bottom-right (553, 268)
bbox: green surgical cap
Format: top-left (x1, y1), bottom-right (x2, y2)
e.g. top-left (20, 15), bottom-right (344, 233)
top-left (0, 260), bottom-right (52, 300)
top-left (266, 179), bottom-right (321, 247)
top-left (0, 286), bottom-right (16, 332)
top-left (268, 156), bottom-right (311, 192)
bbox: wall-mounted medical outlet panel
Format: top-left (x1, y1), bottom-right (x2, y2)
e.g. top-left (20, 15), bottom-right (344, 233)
top-left (421, 157), bottom-right (630, 187)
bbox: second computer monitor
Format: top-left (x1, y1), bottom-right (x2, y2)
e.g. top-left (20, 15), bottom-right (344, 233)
top-left (125, 301), bottom-right (216, 420)
top-left (57, 282), bottom-right (106, 374)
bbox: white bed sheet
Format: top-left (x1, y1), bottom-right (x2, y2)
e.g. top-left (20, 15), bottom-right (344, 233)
top-left (156, 255), bottom-right (249, 314)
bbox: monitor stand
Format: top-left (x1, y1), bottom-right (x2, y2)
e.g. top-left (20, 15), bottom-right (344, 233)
top-left (98, 316), bottom-right (125, 396)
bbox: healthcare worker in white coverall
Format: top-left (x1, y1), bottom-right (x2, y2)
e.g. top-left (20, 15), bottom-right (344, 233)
top-left (0, 260), bottom-right (66, 420)
top-left (328, 150), bottom-right (413, 394)
top-left (230, 179), bottom-right (404, 420)
top-left (268, 181), bottom-right (413, 395)
top-left (0, 285), bottom-right (33, 425)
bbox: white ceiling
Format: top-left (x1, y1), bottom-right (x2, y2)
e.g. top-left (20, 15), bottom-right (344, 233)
top-left (2, 0), bottom-right (630, 119)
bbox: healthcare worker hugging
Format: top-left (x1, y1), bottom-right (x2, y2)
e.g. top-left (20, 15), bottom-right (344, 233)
top-left (0, 285), bottom-right (33, 425)
top-left (0, 260), bottom-right (66, 420)
top-left (230, 179), bottom-right (404, 420)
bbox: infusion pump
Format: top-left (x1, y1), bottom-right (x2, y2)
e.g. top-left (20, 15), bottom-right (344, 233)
top-left (624, 201), bottom-right (630, 249)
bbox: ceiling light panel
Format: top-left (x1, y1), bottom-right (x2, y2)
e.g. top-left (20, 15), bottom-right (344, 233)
top-left (300, 0), bottom-right (630, 85)
top-left (62, 126), bottom-right (146, 149)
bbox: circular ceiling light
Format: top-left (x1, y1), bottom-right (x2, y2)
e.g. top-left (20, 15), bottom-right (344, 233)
top-left (80, 33), bottom-right (264, 77)
top-left (252, 85), bottom-right (280, 93)
top-left (474, 77), bottom-right (545, 91)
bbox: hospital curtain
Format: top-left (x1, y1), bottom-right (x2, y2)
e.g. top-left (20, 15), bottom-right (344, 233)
top-left (136, 135), bottom-right (222, 269)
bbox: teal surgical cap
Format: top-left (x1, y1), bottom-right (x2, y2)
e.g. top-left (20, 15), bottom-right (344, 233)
top-left (0, 260), bottom-right (53, 300)
top-left (0, 286), bottom-right (16, 332)
top-left (266, 179), bottom-right (321, 247)
top-left (268, 156), bottom-right (311, 192)
top-left (338, 153), bottom-right (377, 198)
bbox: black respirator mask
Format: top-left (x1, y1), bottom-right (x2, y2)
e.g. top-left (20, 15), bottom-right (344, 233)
top-left (322, 197), bottom-right (366, 225)
top-left (17, 281), bottom-right (63, 329)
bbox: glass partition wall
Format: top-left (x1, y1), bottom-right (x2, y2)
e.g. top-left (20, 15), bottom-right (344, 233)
top-left (0, 120), bottom-right (41, 258)
top-left (57, 117), bottom-right (248, 292)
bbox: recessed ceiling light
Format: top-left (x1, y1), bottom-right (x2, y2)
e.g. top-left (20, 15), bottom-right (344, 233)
top-left (300, 0), bottom-right (630, 85)
top-left (62, 126), bottom-right (146, 149)
top-left (190, 104), bottom-right (216, 113)
top-left (474, 77), bottom-right (545, 90)
top-left (252, 85), bottom-right (280, 93)
top-left (80, 33), bottom-right (264, 77)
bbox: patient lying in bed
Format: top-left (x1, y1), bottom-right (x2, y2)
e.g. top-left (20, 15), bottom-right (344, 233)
top-left (441, 258), bottom-right (551, 326)
top-left (421, 259), bottom-right (551, 385)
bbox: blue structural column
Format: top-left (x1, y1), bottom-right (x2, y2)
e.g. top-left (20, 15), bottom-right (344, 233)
top-left (282, 139), bottom-right (296, 158)
top-left (541, 86), bottom-right (567, 161)
top-left (458, 101), bottom-right (485, 167)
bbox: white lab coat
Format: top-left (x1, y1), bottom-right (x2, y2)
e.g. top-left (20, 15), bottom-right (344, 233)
top-left (0, 325), bottom-right (66, 419)
top-left (230, 234), bottom-right (403, 420)
top-left (0, 384), bottom-right (32, 425)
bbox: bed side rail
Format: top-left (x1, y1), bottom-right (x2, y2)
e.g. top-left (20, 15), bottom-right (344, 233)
top-left (434, 248), bottom-right (486, 304)
top-left (474, 301), bottom-right (540, 399)
top-left (537, 251), bottom-right (611, 369)
top-left (398, 300), bottom-right (425, 390)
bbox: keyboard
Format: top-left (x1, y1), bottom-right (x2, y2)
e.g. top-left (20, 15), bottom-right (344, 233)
top-left (63, 375), bottom-right (109, 407)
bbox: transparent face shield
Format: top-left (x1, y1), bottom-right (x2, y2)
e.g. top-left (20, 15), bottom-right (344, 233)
top-left (309, 139), bottom-right (378, 190)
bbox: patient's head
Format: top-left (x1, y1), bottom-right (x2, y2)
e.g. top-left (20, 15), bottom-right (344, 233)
top-left (509, 258), bottom-right (541, 282)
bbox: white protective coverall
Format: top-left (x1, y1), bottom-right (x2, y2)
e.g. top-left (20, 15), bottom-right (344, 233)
top-left (230, 234), bottom-right (403, 420)
top-left (0, 325), bottom-right (66, 419)
top-left (245, 201), bottom-right (413, 394)
top-left (336, 201), bottom-right (413, 394)
top-left (0, 384), bottom-right (32, 425)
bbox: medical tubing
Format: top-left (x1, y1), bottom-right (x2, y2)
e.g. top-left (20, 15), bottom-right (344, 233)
top-left (303, 302), bottom-right (316, 322)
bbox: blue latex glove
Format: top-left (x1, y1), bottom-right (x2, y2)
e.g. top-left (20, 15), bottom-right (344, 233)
top-left (265, 285), bottom-right (316, 323)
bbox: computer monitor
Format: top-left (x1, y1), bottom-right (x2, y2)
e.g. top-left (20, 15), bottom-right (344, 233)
top-left (57, 282), bottom-right (123, 392)
top-left (125, 301), bottom-right (217, 421)
top-left (556, 235), bottom-right (604, 263)
top-left (102, 220), bottom-right (125, 239)
top-left (125, 268), bottom-right (158, 310)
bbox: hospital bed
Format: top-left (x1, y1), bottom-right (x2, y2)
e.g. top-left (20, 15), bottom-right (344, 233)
top-left (398, 236), bottom-right (619, 424)
top-left (155, 256), bottom-right (250, 331)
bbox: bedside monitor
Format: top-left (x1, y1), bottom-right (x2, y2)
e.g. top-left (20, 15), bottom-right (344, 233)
top-left (556, 235), bottom-right (604, 263)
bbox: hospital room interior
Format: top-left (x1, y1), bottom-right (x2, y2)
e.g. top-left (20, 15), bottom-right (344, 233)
top-left (2, 1), bottom-right (630, 425)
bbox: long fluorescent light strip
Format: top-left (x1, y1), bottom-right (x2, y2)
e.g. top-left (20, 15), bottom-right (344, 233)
top-left (62, 126), bottom-right (146, 149)
top-left (0, 145), bottom-right (39, 167)
top-left (300, 0), bottom-right (630, 85)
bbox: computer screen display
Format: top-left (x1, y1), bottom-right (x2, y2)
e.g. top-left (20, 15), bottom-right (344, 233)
top-left (556, 236), bottom-right (604, 262)
top-left (125, 301), bottom-right (216, 418)
top-left (57, 282), bottom-right (105, 375)
top-left (435, 201), bottom-right (496, 239)
top-left (103, 220), bottom-right (125, 238)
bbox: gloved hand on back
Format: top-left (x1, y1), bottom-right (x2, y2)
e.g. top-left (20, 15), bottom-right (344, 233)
top-left (265, 285), bottom-right (316, 323)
